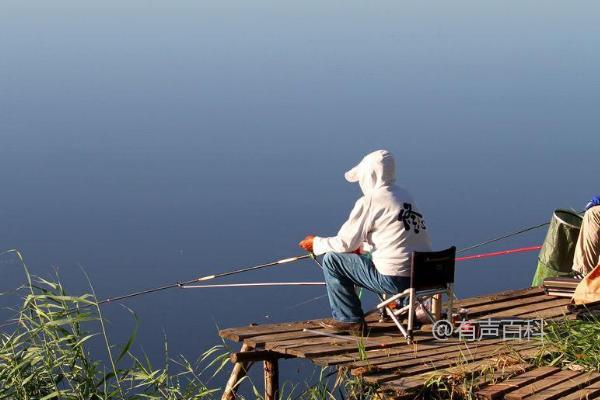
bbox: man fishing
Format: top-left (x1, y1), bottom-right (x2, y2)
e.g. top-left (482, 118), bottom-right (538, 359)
top-left (572, 196), bottom-right (600, 276)
top-left (299, 149), bottom-right (432, 332)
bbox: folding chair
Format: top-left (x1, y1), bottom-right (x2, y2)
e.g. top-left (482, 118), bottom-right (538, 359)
top-left (376, 246), bottom-right (456, 343)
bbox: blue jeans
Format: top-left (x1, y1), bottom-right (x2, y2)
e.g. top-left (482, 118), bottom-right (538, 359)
top-left (321, 252), bottom-right (411, 323)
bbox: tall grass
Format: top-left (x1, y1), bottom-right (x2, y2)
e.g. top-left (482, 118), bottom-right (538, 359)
top-left (420, 343), bottom-right (530, 400)
top-left (281, 367), bottom-right (378, 400)
top-left (534, 313), bottom-right (600, 372)
top-left (0, 250), bottom-right (228, 399)
top-left (0, 249), bottom-right (380, 399)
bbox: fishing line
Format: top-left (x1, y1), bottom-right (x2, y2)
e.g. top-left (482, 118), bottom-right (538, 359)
top-left (457, 222), bottom-right (549, 254)
top-left (285, 294), bottom-right (329, 310)
top-left (309, 252), bottom-right (323, 269)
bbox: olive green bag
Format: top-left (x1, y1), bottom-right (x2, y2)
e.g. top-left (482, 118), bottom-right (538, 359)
top-left (531, 209), bottom-right (582, 287)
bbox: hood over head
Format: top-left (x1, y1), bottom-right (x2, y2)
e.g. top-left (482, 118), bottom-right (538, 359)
top-left (344, 150), bottom-right (396, 194)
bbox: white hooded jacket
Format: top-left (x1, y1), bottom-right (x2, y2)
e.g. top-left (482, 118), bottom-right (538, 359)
top-left (312, 150), bottom-right (432, 277)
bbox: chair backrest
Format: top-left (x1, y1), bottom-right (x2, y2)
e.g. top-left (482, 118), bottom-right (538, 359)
top-left (410, 246), bottom-right (456, 291)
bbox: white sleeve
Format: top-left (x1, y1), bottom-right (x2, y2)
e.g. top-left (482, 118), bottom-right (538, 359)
top-left (312, 197), bottom-right (371, 255)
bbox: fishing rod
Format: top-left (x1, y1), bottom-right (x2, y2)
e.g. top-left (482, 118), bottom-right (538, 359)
top-left (182, 282), bottom-right (325, 289)
top-left (457, 208), bottom-right (584, 255)
top-left (457, 222), bottom-right (549, 254)
top-left (455, 245), bottom-right (543, 262)
top-left (97, 254), bottom-right (312, 305)
top-left (0, 253), bottom-right (316, 329)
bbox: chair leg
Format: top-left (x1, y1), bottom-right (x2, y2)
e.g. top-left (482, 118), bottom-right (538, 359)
top-left (407, 288), bottom-right (416, 342)
top-left (432, 294), bottom-right (442, 320)
top-left (378, 294), bottom-right (388, 322)
top-left (447, 284), bottom-right (454, 322)
top-left (386, 308), bottom-right (409, 339)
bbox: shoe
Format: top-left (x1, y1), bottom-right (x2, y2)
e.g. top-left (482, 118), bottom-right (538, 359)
top-left (319, 318), bottom-right (367, 335)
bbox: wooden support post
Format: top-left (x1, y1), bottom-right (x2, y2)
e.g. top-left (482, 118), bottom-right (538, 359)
top-left (222, 343), bottom-right (252, 400)
top-left (231, 350), bottom-right (288, 363)
top-left (432, 294), bottom-right (442, 320)
top-left (264, 359), bottom-right (279, 400)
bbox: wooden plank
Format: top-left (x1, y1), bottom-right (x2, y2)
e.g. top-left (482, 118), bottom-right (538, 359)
top-left (311, 337), bottom-right (457, 366)
top-left (221, 318), bottom-right (400, 342)
top-left (265, 331), bottom-right (432, 352)
top-left (525, 372), bottom-right (600, 400)
top-left (351, 340), bottom-right (517, 377)
top-left (377, 347), bottom-right (540, 390)
top-left (259, 328), bottom-right (410, 350)
top-left (230, 350), bottom-right (289, 363)
top-left (265, 330), bottom-right (436, 357)
top-left (561, 381), bottom-right (600, 400)
top-left (484, 298), bottom-right (570, 319)
top-left (541, 277), bottom-right (580, 289)
top-left (363, 343), bottom-right (539, 385)
top-left (419, 361), bottom-right (534, 395)
top-left (467, 295), bottom-right (556, 317)
top-left (375, 341), bottom-right (539, 379)
top-left (453, 287), bottom-right (545, 309)
top-left (515, 301), bottom-right (571, 317)
top-left (243, 323), bottom-right (398, 347)
top-left (512, 298), bottom-right (570, 315)
top-left (243, 329), bottom-right (329, 347)
top-left (268, 334), bottom-right (412, 358)
top-left (311, 337), bottom-right (452, 366)
top-left (219, 320), bottom-right (323, 341)
top-left (467, 363), bottom-right (536, 397)
top-left (350, 339), bottom-right (506, 371)
top-left (381, 348), bottom-right (540, 395)
top-left (504, 370), bottom-right (583, 400)
top-left (476, 366), bottom-right (560, 400)
top-left (265, 334), bottom-right (362, 350)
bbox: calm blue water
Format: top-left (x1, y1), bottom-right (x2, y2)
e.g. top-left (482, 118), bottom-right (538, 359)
top-left (1, 0), bottom-right (599, 387)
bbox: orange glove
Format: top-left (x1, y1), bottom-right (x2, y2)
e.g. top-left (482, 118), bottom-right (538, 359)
top-left (298, 235), bottom-right (315, 253)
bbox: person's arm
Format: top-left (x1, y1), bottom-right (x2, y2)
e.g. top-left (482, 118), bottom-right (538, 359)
top-left (312, 197), bottom-right (371, 255)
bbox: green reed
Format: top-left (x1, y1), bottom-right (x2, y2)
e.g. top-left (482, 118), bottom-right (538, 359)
top-left (0, 249), bottom-right (228, 399)
top-left (0, 249), bottom-right (379, 399)
top-left (534, 312), bottom-right (600, 372)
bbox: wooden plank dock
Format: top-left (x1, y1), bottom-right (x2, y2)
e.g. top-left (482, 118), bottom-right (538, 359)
top-left (219, 287), bottom-right (599, 400)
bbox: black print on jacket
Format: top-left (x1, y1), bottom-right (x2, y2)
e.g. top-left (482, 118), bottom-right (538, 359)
top-left (398, 203), bottom-right (427, 233)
